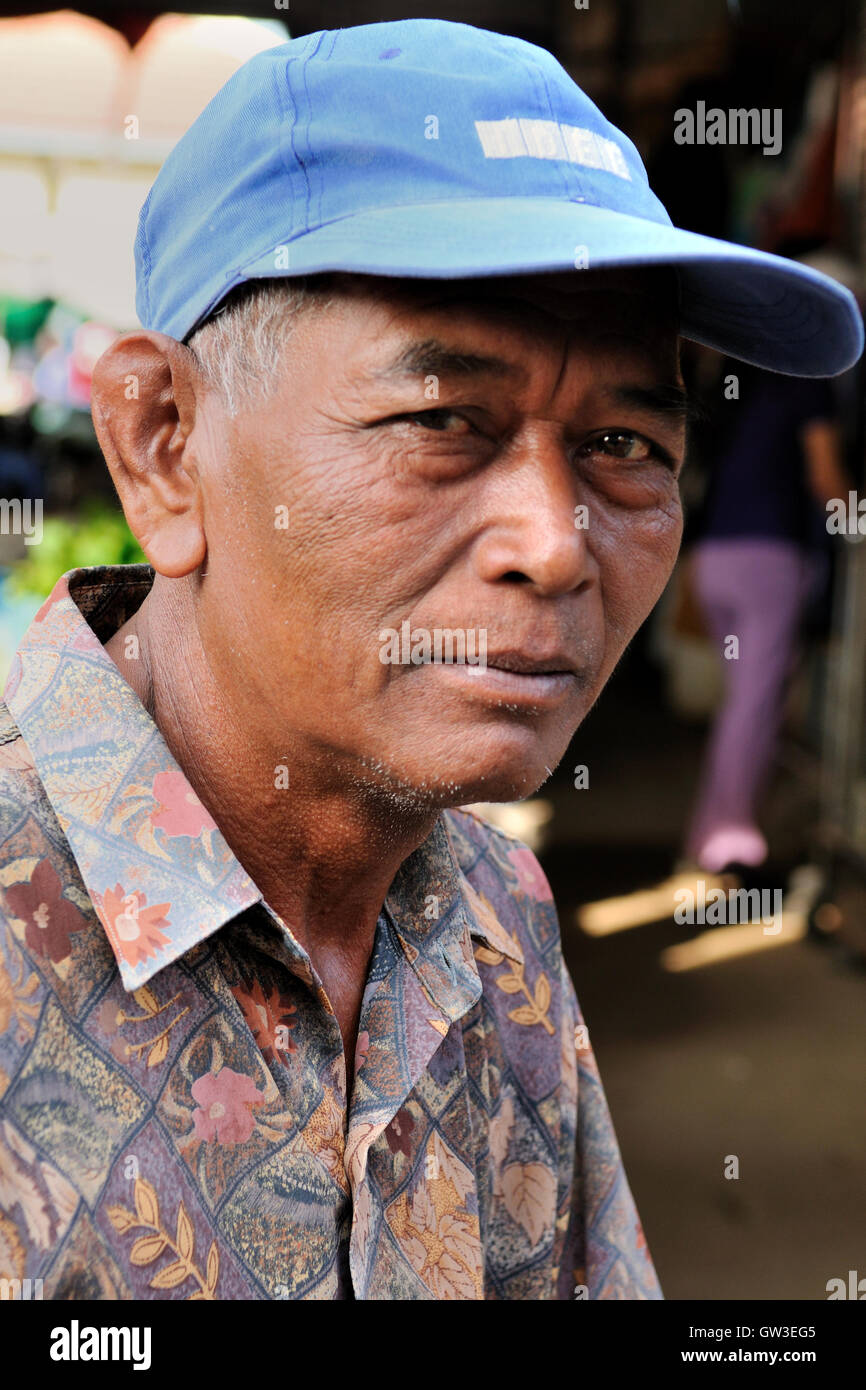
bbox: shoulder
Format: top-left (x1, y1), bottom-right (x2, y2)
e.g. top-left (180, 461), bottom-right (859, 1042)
top-left (0, 698), bottom-right (43, 833)
top-left (0, 697), bottom-right (25, 752)
top-left (442, 809), bottom-right (580, 1141)
top-left (0, 698), bottom-right (60, 858)
top-left (0, 699), bottom-right (95, 989)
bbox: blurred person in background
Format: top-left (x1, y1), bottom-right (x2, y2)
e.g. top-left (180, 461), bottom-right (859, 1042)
top-left (682, 259), bottom-right (854, 874)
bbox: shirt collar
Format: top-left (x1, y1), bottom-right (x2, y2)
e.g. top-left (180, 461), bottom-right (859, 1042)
top-left (3, 564), bottom-right (522, 996)
top-left (3, 564), bottom-right (261, 993)
top-left (383, 811), bottom-right (523, 1021)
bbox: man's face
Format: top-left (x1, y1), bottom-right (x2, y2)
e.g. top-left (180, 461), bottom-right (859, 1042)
top-left (192, 268), bottom-right (685, 806)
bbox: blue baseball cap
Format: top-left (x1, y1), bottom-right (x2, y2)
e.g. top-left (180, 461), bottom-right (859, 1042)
top-left (135, 18), bottom-right (863, 377)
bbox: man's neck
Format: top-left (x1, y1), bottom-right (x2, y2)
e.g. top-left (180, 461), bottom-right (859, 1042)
top-left (102, 581), bottom-right (438, 962)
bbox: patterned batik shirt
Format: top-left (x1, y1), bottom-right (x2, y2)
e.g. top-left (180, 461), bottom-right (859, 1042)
top-left (0, 565), bottom-right (662, 1301)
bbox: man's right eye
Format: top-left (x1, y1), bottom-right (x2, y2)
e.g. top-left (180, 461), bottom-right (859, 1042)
top-left (390, 408), bottom-right (474, 434)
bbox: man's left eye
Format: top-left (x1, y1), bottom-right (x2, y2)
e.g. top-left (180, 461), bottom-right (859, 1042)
top-left (578, 430), bottom-right (665, 463)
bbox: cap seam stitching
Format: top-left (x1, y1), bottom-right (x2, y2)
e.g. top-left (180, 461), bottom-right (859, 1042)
top-left (524, 54), bottom-right (576, 202)
top-left (317, 29), bottom-right (340, 229)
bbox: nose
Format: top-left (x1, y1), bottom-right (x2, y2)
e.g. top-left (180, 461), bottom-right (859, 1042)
top-left (473, 424), bottom-right (598, 598)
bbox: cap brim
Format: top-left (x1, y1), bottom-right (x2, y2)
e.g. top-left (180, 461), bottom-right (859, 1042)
top-left (233, 197), bottom-right (863, 377)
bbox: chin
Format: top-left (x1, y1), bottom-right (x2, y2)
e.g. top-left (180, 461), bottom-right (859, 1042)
top-left (358, 729), bottom-right (563, 811)
top-left (450, 759), bottom-right (553, 806)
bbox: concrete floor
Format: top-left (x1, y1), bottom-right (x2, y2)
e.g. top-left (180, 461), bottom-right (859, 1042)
top-left (539, 649), bottom-right (866, 1301)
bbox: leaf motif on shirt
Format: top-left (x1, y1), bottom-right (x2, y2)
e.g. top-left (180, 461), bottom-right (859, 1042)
top-left (106, 1204), bottom-right (137, 1234)
top-left (0, 738), bottom-right (34, 772)
top-left (391, 1183), bottom-right (482, 1300)
top-left (488, 1096), bottom-right (514, 1196)
top-left (230, 977), bottom-right (298, 1065)
top-left (495, 974), bottom-right (523, 995)
top-left (490, 957), bottom-right (555, 1035)
top-left (0, 1121), bottom-right (77, 1251)
top-left (501, 1162), bottom-right (557, 1248)
top-left (51, 773), bottom-right (115, 825)
top-left (149, 1260), bottom-right (189, 1289)
top-left (474, 945), bottom-right (504, 966)
top-left (506, 1005), bottom-right (540, 1026)
top-left (133, 816), bottom-right (173, 863)
top-left (304, 1087), bottom-right (348, 1192)
top-left (134, 1177), bottom-right (160, 1228)
top-left (107, 1178), bottom-right (219, 1300)
top-left (130, 1234), bottom-right (168, 1264)
top-left (146, 1033), bottom-right (169, 1068)
top-left (176, 1202), bottom-right (194, 1261)
top-left (429, 1130), bottom-right (475, 1204)
top-left (111, 986), bottom-right (189, 1069)
top-left (108, 786), bottom-right (155, 832)
top-left (132, 985), bottom-right (160, 1017)
top-left (206, 1241), bottom-right (219, 1296)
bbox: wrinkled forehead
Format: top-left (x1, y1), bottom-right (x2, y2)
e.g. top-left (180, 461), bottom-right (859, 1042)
top-left (330, 266), bottom-right (681, 362)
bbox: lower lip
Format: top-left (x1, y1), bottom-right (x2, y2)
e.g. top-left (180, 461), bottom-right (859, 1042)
top-left (421, 662), bottom-right (578, 707)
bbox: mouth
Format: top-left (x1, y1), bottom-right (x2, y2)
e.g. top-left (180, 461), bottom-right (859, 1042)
top-left (483, 650), bottom-right (577, 677)
top-left (424, 648), bottom-right (579, 708)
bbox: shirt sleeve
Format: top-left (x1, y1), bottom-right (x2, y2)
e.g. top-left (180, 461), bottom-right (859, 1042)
top-left (555, 954), bottom-right (664, 1300)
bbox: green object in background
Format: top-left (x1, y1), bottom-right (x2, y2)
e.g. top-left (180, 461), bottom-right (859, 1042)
top-left (6, 502), bottom-right (146, 600)
top-left (0, 295), bottom-right (55, 346)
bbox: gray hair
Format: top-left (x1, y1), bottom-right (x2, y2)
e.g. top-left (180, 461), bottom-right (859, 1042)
top-left (185, 274), bottom-right (340, 416)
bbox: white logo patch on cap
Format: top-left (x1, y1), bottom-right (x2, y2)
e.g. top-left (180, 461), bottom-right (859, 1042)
top-left (474, 117), bottom-right (631, 180)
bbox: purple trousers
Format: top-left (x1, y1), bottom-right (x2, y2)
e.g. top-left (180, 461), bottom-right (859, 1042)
top-left (684, 537), bottom-right (821, 869)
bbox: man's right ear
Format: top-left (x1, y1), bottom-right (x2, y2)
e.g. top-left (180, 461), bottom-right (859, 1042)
top-left (90, 331), bottom-right (208, 579)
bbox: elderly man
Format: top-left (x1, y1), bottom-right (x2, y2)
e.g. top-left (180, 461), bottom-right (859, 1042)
top-left (0, 20), bottom-right (860, 1302)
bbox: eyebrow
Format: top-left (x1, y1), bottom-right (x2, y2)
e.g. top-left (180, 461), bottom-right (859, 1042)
top-left (609, 382), bottom-right (703, 428)
top-left (372, 337), bottom-right (705, 427)
top-left (372, 339), bottom-right (518, 382)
